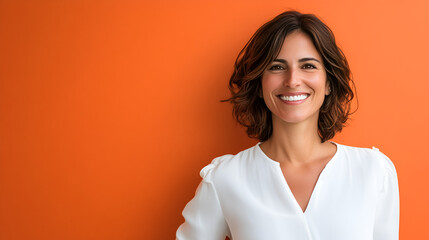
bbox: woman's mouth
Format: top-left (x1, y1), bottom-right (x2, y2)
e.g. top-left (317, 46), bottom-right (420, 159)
top-left (278, 94), bottom-right (309, 102)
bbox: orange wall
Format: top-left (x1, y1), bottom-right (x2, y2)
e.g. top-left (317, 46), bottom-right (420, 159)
top-left (1, 0), bottom-right (428, 239)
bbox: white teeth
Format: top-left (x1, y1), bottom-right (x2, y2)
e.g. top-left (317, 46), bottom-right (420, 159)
top-left (279, 94), bottom-right (309, 101)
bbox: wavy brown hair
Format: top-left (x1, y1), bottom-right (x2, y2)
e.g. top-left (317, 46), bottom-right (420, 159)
top-left (223, 10), bottom-right (357, 142)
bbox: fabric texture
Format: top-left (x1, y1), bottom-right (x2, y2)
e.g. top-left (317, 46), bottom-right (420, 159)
top-left (176, 142), bottom-right (400, 240)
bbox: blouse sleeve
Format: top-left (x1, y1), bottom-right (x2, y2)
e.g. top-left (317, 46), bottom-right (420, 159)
top-left (372, 147), bottom-right (400, 240)
top-left (176, 158), bottom-right (230, 240)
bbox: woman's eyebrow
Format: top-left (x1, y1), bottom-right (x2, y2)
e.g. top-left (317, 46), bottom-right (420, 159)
top-left (273, 59), bottom-right (287, 63)
top-left (299, 57), bottom-right (321, 63)
top-left (273, 57), bottom-right (321, 63)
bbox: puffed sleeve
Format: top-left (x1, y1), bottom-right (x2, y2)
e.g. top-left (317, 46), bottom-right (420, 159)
top-left (372, 147), bottom-right (400, 240)
top-left (176, 157), bottom-right (231, 240)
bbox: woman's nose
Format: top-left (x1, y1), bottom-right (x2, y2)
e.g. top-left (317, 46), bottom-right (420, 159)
top-left (283, 68), bottom-right (301, 88)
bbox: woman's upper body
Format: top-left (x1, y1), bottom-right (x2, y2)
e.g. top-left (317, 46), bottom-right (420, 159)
top-left (176, 142), bottom-right (400, 240)
top-left (176, 10), bottom-right (400, 240)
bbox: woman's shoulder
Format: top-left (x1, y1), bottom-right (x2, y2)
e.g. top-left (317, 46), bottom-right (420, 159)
top-left (338, 142), bottom-right (390, 158)
top-left (336, 142), bottom-right (396, 174)
top-left (199, 144), bottom-right (258, 182)
top-left (199, 154), bottom-right (234, 180)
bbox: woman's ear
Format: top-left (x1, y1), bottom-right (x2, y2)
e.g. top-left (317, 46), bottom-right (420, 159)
top-left (325, 83), bottom-right (331, 96)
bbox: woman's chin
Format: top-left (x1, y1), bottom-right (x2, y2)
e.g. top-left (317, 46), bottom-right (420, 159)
top-left (273, 112), bottom-right (318, 125)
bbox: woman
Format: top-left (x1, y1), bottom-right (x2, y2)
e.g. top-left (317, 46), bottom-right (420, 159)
top-left (176, 10), bottom-right (399, 240)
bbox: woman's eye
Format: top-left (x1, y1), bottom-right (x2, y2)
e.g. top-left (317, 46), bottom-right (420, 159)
top-left (269, 65), bottom-right (284, 70)
top-left (303, 64), bottom-right (316, 69)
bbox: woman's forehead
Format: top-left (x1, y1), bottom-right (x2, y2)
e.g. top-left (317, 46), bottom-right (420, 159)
top-left (275, 32), bottom-right (322, 61)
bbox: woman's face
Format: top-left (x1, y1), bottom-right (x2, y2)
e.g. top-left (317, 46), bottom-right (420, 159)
top-left (261, 31), bottom-right (329, 125)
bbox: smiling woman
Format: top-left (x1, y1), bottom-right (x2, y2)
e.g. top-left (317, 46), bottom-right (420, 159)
top-left (176, 10), bottom-right (399, 240)
top-left (261, 31), bottom-right (329, 126)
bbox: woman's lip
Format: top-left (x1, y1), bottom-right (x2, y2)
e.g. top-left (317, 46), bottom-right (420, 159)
top-left (278, 92), bottom-right (310, 97)
top-left (277, 94), bottom-right (309, 105)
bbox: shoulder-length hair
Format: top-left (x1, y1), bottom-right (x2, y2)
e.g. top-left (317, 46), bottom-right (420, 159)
top-left (223, 10), bottom-right (357, 142)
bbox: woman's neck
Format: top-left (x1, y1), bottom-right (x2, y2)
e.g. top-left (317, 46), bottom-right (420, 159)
top-left (259, 114), bottom-right (327, 166)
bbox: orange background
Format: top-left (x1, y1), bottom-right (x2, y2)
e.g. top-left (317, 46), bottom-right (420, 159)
top-left (1, 0), bottom-right (428, 239)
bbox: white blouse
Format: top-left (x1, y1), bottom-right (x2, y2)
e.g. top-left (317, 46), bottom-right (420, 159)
top-left (176, 142), bottom-right (400, 240)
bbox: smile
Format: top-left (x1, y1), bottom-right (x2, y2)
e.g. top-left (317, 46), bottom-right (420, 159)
top-left (279, 94), bottom-right (309, 102)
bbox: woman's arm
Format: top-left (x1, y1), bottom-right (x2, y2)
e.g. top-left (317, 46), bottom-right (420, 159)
top-left (176, 158), bottom-right (230, 240)
top-left (373, 150), bottom-right (400, 240)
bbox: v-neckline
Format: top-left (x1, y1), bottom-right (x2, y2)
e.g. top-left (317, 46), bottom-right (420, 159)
top-left (256, 141), bottom-right (340, 215)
